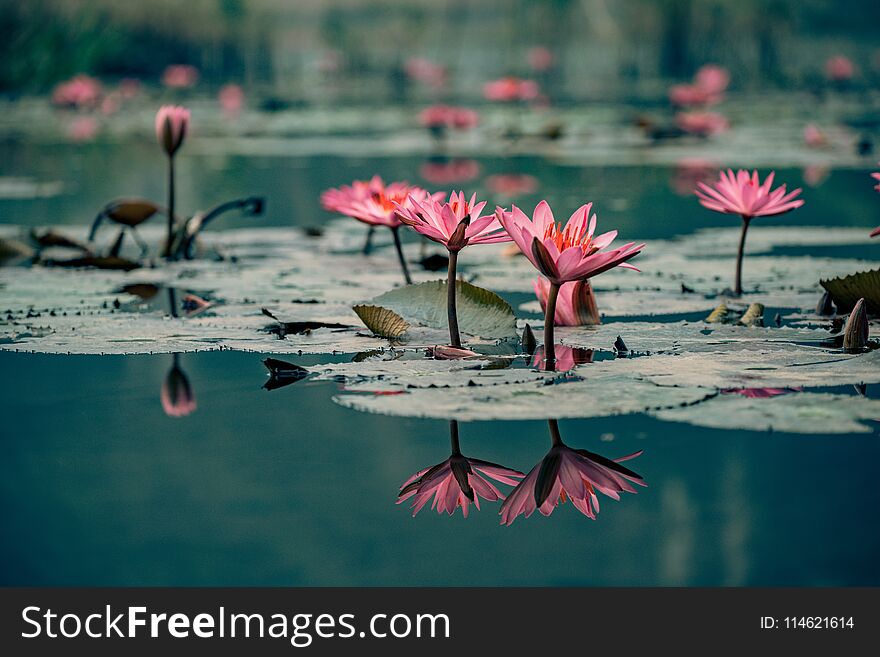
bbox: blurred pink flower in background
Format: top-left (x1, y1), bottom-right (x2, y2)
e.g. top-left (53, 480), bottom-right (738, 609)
top-left (802, 164), bottom-right (830, 188)
top-left (668, 64), bottom-right (728, 107)
top-left (100, 93), bottom-right (120, 115)
top-left (675, 111), bottom-right (729, 136)
top-left (668, 84), bottom-right (717, 107)
top-left (218, 84), bottom-right (245, 116)
top-left (872, 166), bottom-right (880, 192)
top-left (696, 170), bottom-right (803, 218)
top-left (419, 159), bottom-right (480, 185)
top-left (327, 177), bottom-right (437, 228)
top-left (395, 191), bottom-right (510, 251)
top-left (161, 359), bottom-right (196, 417)
top-left (496, 201), bottom-right (643, 286)
top-left (671, 158), bottom-right (718, 196)
top-left (118, 78), bottom-right (142, 99)
top-left (825, 55), bottom-right (855, 82)
top-left (162, 64), bottom-right (199, 89)
top-left (722, 387), bottom-right (801, 398)
top-left (485, 174), bottom-right (538, 197)
top-left (500, 424), bottom-right (644, 525)
top-left (530, 344), bottom-right (594, 372)
top-left (155, 105), bottom-right (190, 157)
top-left (803, 123), bottom-right (829, 148)
top-left (483, 77), bottom-right (539, 102)
top-left (398, 453), bottom-right (524, 518)
top-left (534, 278), bottom-right (600, 326)
top-left (694, 64), bottom-right (730, 95)
top-left (527, 46), bottom-right (554, 72)
top-left (65, 116), bottom-right (99, 142)
top-left (51, 75), bottom-right (102, 109)
top-left (405, 57), bottom-right (447, 88)
top-left (418, 105), bottom-right (479, 130)
top-left (320, 175), bottom-right (383, 214)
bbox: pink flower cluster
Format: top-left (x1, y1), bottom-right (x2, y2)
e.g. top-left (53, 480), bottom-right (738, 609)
top-left (418, 105), bottom-right (479, 130)
top-left (669, 64), bottom-right (729, 107)
top-left (482, 77), bottom-right (540, 102)
top-left (51, 75), bottom-right (103, 109)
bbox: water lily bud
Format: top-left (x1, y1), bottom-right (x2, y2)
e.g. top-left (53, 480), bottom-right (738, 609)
top-left (816, 291), bottom-right (835, 316)
top-left (521, 323), bottom-right (537, 355)
top-left (155, 105), bottom-right (190, 157)
top-left (842, 298), bottom-right (869, 351)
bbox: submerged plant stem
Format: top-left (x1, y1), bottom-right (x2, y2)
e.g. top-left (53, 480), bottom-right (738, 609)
top-left (362, 226), bottom-right (375, 255)
top-left (449, 419), bottom-right (461, 455)
top-left (543, 282), bottom-right (560, 369)
top-left (734, 215), bottom-right (752, 296)
top-left (547, 419), bottom-right (563, 447)
top-left (391, 226), bottom-right (412, 285)
top-left (164, 156), bottom-right (175, 260)
top-left (446, 250), bottom-right (461, 348)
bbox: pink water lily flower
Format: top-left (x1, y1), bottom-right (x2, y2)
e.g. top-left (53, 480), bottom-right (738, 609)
top-left (162, 64), bottom-right (199, 89)
top-left (320, 175), bottom-right (383, 215)
top-left (395, 191), bottom-right (510, 252)
top-left (51, 75), bottom-right (103, 109)
top-left (825, 55), bottom-right (854, 82)
top-left (695, 169), bottom-right (803, 295)
top-left (497, 201), bottom-right (643, 286)
top-left (398, 422), bottom-right (524, 518)
top-left (694, 64), bottom-right (730, 95)
top-left (155, 105), bottom-right (190, 157)
top-left (534, 278), bottom-right (600, 326)
top-left (500, 420), bottom-right (644, 525)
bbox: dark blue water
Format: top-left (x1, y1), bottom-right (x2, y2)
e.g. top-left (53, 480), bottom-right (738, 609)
top-left (1, 350), bottom-right (877, 586)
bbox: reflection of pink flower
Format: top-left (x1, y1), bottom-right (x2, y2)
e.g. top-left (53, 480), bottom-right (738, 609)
top-left (482, 77), bottom-right (539, 102)
top-left (418, 105), bottom-right (479, 129)
top-left (51, 75), bottom-right (102, 109)
top-left (803, 123), bottom-right (828, 148)
top-left (155, 105), bottom-right (190, 157)
top-left (218, 84), bottom-right (245, 116)
top-left (675, 111), bottom-right (729, 136)
top-left (668, 84), bottom-right (719, 107)
top-left (722, 387), bottom-right (801, 398)
top-left (694, 64), bottom-right (730, 94)
top-left (161, 64), bottom-right (199, 89)
top-left (428, 345), bottom-right (479, 360)
top-left (326, 176), bottom-right (437, 228)
top-left (696, 169), bottom-right (804, 218)
top-left (500, 436), bottom-right (644, 525)
top-left (321, 175), bottom-right (383, 214)
top-left (486, 174), bottom-right (539, 198)
top-left (399, 454), bottom-right (524, 517)
top-left (534, 278), bottom-right (600, 326)
top-left (872, 167), bottom-right (880, 193)
top-left (395, 191), bottom-right (510, 251)
top-left (527, 46), bottom-right (554, 72)
top-left (802, 165), bottom-right (829, 188)
top-left (530, 344), bottom-right (593, 372)
top-left (66, 116), bottom-right (99, 142)
top-left (671, 158), bottom-right (717, 196)
top-left (496, 200), bottom-right (643, 286)
top-left (118, 78), bottom-right (142, 99)
top-left (161, 362), bottom-right (196, 417)
top-left (825, 55), bottom-right (855, 82)
top-left (405, 57), bottom-right (447, 88)
top-left (419, 159), bottom-right (480, 185)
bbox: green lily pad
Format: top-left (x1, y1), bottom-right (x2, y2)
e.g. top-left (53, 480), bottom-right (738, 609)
top-left (820, 269), bottom-right (880, 314)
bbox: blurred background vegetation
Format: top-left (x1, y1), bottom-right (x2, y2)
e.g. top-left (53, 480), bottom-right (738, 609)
top-left (2, 0), bottom-right (879, 102)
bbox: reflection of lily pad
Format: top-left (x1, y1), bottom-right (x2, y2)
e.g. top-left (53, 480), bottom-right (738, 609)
top-left (820, 269), bottom-right (880, 314)
top-left (352, 304), bottom-right (409, 338)
top-left (371, 279), bottom-right (517, 339)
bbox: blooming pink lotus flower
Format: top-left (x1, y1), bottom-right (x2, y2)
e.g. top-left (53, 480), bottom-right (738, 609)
top-left (155, 105), bottom-right (190, 157)
top-left (675, 111), bottom-right (729, 136)
top-left (530, 345), bottom-right (594, 372)
top-left (527, 46), bottom-right (554, 72)
top-left (51, 75), bottom-right (102, 109)
top-left (396, 191), bottom-right (511, 347)
top-left (498, 201), bottom-right (642, 366)
top-left (486, 174), bottom-right (539, 198)
top-left (398, 422), bottom-right (524, 518)
top-left (803, 123), bottom-right (829, 148)
top-left (825, 55), bottom-right (855, 82)
top-left (419, 159), bottom-right (480, 185)
top-left (218, 84), bottom-right (245, 116)
top-left (534, 278), bottom-right (600, 326)
top-left (482, 77), bottom-right (540, 102)
top-left (696, 169), bottom-right (804, 294)
top-left (161, 357), bottom-right (196, 417)
top-left (320, 175), bottom-right (383, 215)
top-left (694, 64), bottom-right (730, 95)
top-left (500, 420), bottom-right (644, 525)
top-left (161, 64), bottom-right (199, 89)
top-left (418, 105), bottom-right (479, 130)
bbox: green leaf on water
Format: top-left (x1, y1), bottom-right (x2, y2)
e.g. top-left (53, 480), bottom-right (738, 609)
top-left (820, 268), bottom-right (880, 314)
top-left (352, 304), bottom-right (410, 339)
top-left (371, 279), bottom-right (517, 339)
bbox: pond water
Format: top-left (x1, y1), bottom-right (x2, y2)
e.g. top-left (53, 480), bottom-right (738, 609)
top-left (1, 133), bottom-right (879, 586)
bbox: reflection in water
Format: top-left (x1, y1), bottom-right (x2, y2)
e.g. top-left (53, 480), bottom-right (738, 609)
top-left (531, 345), bottom-right (594, 372)
top-left (500, 419), bottom-right (645, 525)
top-left (397, 420), bottom-right (524, 518)
top-left (160, 353), bottom-right (196, 417)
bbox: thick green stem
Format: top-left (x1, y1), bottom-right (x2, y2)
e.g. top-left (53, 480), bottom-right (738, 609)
top-left (734, 215), bottom-right (751, 296)
top-left (362, 225), bottom-right (375, 255)
top-left (164, 156), bottom-right (176, 259)
top-left (543, 282), bottom-right (560, 369)
top-left (446, 250), bottom-right (461, 348)
top-left (449, 419), bottom-right (461, 455)
top-left (391, 226), bottom-right (412, 285)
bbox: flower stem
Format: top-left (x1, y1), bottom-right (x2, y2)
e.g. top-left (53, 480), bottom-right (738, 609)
top-left (734, 215), bottom-right (751, 296)
top-left (163, 156), bottom-right (175, 260)
top-left (362, 225), bottom-right (375, 255)
top-left (446, 250), bottom-right (462, 348)
top-left (449, 419), bottom-right (461, 455)
top-left (543, 282), bottom-right (560, 369)
top-left (547, 419), bottom-right (563, 447)
top-left (391, 226), bottom-right (412, 285)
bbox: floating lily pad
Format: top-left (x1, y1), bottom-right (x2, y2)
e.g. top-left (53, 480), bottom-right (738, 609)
top-left (820, 269), bottom-right (880, 314)
top-left (352, 304), bottom-right (409, 339)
